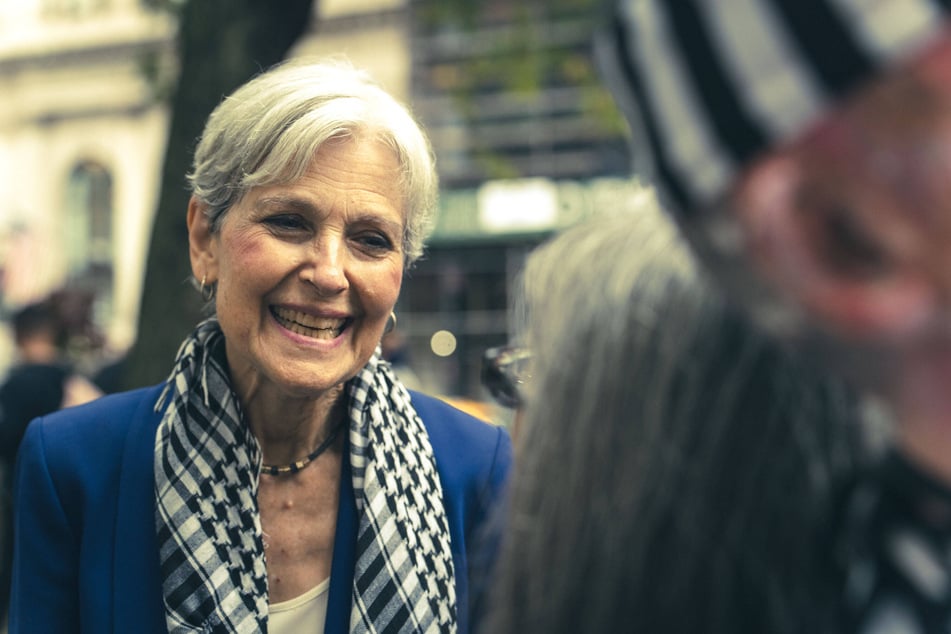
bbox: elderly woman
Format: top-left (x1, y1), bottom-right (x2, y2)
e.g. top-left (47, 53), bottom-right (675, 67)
top-left (9, 60), bottom-right (512, 634)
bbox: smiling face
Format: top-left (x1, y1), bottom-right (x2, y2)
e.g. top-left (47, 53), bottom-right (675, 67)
top-left (188, 135), bottom-right (405, 402)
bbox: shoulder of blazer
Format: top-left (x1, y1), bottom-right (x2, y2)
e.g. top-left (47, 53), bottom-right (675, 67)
top-left (12, 383), bottom-right (169, 633)
top-left (21, 384), bottom-right (167, 504)
top-left (408, 389), bottom-right (512, 495)
top-left (28, 383), bottom-right (166, 453)
top-left (409, 390), bottom-right (507, 451)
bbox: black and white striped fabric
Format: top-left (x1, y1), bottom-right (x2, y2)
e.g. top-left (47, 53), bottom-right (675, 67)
top-left (153, 318), bottom-right (457, 633)
top-left (836, 451), bottom-right (951, 633)
top-left (599, 0), bottom-right (951, 215)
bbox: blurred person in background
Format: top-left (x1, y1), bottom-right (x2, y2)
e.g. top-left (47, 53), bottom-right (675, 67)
top-left (483, 204), bottom-right (866, 633)
top-left (9, 59), bottom-right (511, 633)
top-left (91, 351), bottom-right (130, 395)
top-left (0, 294), bottom-right (102, 626)
top-left (600, 0), bottom-right (951, 629)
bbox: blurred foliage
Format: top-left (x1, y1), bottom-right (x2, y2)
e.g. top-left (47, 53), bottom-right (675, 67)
top-left (135, 0), bottom-right (181, 104)
top-left (418, 1), bottom-right (593, 94)
top-left (137, 49), bottom-right (177, 105)
top-left (413, 0), bottom-right (626, 181)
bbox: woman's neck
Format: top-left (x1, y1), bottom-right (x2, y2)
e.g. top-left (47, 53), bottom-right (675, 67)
top-left (243, 382), bottom-right (347, 466)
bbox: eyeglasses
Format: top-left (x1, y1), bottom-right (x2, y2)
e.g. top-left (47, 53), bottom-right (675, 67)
top-left (481, 346), bottom-right (533, 409)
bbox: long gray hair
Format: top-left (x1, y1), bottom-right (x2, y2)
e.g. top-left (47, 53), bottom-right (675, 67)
top-left (486, 200), bottom-right (863, 633)
top-left (187, 57), bottom-right (437, 266)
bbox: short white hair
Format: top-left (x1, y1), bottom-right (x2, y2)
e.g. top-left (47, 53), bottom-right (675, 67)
top-left (188, 57), bottom-right (438, 266)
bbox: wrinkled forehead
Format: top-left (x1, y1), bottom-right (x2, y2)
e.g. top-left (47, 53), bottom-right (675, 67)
top-left (600, 0), bottom-right (951, 217)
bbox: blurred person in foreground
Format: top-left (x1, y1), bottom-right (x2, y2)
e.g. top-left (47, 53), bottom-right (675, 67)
top-left (599, 0), bottom-right (951, 630)
top-left (9, 59), bottom-right (512, 634)
top-left (483, 204), bottom-right (865, 633)
top-left (0, 296), bottom-right (102, 625)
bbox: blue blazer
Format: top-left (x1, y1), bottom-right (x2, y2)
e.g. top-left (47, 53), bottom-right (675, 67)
top-left (9, 385), bottom-right (511, 633)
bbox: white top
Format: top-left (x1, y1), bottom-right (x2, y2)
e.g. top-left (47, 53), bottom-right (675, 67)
top-left (269, 578), bottom-right (330, 634)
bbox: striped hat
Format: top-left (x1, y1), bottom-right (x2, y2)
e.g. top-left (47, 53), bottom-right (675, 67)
top-left (599, 0), bottom-right (951, 217)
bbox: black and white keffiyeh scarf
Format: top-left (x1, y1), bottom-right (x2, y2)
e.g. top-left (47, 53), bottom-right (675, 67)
top-left (154, 318), bottom-right (457, 633)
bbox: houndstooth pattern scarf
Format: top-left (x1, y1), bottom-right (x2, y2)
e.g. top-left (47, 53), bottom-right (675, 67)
top-left (154, 318), bottom-right (457, 633)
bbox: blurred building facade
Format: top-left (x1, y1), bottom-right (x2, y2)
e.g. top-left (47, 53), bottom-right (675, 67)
top-left (0, 0), bottom-right (635, 396)
top-left (0, 0), bottom-right (174, 352)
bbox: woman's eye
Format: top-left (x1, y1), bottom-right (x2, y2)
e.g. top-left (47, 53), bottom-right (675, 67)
top-left (355, 232), bottom-right (394, 252)
top-left (264, 215), bottom-right (308, 232)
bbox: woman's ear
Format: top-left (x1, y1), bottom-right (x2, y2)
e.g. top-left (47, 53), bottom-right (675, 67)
top-left (731, 155), bottom-right (936, 343)
top-left (187, 195), bottom-right (219, 284)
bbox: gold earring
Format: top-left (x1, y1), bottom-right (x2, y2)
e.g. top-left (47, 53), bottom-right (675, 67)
top-left (200, 274), bottom-right (214, 302)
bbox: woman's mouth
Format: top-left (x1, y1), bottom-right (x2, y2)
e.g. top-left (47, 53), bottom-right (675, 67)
top-left (271, 307), bottom-right (348, 340)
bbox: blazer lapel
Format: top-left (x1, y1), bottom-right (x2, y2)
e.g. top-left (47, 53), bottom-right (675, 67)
top-left (113, 384), bottom-right (166, 632)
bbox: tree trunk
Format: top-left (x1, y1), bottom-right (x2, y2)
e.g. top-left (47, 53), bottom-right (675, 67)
top-left (125, 0), bottom-right (315, 389)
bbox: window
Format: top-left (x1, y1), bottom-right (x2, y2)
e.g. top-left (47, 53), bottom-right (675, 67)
top-left (64, 161), bottom-right (114, 333)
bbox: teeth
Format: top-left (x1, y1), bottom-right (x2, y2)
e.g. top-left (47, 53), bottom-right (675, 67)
top-left (272, 307), bottom-right (346, 339)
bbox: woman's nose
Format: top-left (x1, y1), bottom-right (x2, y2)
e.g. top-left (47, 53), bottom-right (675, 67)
top-left (299, 236), bottom-right (348, 295)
